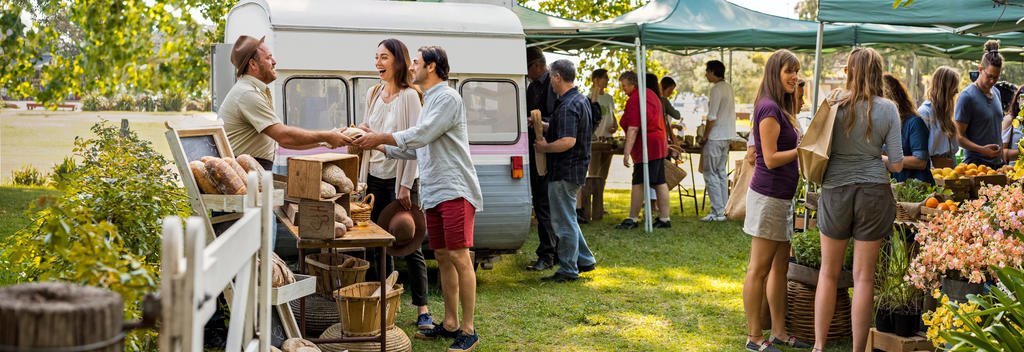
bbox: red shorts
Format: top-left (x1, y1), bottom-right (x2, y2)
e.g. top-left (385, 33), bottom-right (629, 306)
top-left (425, 198), bottom-right (476, 250)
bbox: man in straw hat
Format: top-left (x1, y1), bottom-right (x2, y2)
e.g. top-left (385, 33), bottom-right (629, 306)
top-left (219, 35), bottom-right (350, 170)
top-left (353, 46), bottom-right (483, 352)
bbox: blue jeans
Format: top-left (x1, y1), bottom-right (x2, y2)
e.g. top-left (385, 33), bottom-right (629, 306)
top-left (548, 180), bottom-right (596, 277)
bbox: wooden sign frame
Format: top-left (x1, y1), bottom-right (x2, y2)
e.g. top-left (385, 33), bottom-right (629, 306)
top-left (165, 120), bottom-right (237, 241)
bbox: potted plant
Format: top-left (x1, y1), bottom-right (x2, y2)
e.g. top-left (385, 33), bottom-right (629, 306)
top-left (927, 265), bottom-right (1024, 350)
top-left (909, 184), bottom-right (1024, 302)
top-left (874, 226), bottom-right (923, 337)
top-left (789, 227), bottom-right (854, 287)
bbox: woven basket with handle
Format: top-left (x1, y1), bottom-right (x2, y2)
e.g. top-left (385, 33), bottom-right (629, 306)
top-left (306, 252), bottom-right (369, 299)
top-left (333, 282), bottom-right (403, 337)
top-left (350, 194), bottom-right (374, 223)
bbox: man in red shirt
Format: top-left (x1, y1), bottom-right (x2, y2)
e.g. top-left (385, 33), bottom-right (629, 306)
top-left (615, 71), bottom-right (672, 229)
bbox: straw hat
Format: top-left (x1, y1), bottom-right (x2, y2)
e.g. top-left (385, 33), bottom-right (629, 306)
top-left (377, 201), bottom-right (425, 257)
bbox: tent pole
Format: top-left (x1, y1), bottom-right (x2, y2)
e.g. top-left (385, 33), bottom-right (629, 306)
top-left (728, 50), bottom-right (733, 83)
top-left (635, 37), bottom-right (653, 233)
top-left (806, 20), bottom-right (825, 234)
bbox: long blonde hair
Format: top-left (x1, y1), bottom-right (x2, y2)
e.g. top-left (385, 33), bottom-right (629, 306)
top-left (927, 66), bottom-right (960, 138)
top-left (755, 50), bottom-right (800, 127)
top-left (841, 48), bottom-right (884, 140)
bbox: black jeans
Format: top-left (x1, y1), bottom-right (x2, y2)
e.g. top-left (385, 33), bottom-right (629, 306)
top-left (365, 175), bottom-right (429, 307)
top-left (528, 137), bottom-right (557, 263)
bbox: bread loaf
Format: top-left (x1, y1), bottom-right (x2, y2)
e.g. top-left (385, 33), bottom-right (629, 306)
top-left (271, 252), bottom-right (295, 288)
top-left (334, 203), bottom-right (348, 222)
top-left (340, 127), bottom-right (365, 139)
top-left (322, 164), bottom-right (354, 193)
top-left (342, 217), bottom-right (354, 229)
top-left (340, 257), bottom-right (357, 268)
top-left (236, 154), bottom-right (264, 176)
top-left (200, 156), bottom-right (216, 163)
top-left (281, 338), bottom-right (319, 352)
top-left (205, 158), bottom-right (247, 195)
top-left (319, 181), bottom-right (336, 198)
top-left (222, 158), bottom-right (247, 183)
top-left (334, 222), bottom-right (347, 238)
top-left (189, 160), bottom-right (219, 194)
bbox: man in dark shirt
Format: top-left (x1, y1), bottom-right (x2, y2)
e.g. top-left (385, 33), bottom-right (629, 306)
top-left (524, 47), bottom-right (559, 272)
top-left (534, 59), bottom-right (596, 282)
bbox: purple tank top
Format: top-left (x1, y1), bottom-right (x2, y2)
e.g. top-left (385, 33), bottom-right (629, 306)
top-left (750, 97), bottom-right (799, 200)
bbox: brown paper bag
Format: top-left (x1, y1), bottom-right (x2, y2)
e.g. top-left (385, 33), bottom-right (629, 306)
top-left (531, 110), bottom-right (547, 176)
top-left (797, 90), bottom-right (843, 185)
top-left (725, 159), bottom-right (754, 220)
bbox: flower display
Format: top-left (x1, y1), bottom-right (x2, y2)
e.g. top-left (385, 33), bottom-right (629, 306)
top-left (921, 290), bottom-right (983, 348)
top-left (908, 183), bottom-right (1024, 289)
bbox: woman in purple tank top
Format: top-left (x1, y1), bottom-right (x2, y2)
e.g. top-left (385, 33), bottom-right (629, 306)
top-left (741, 49), bottom-right (809, 352)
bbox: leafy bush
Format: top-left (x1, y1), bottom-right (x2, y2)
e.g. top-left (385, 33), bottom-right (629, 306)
top-left (114, 94), bottom-right (136, 111)
top-left (158, 90), bottom-right (185, 112)
top-left (136, 94), bottom-right (157, 112)
top-left (10, 164), bottom-right (45, 186)
top-left (81, 95), bottom-right (103, 111)
top-left (875, 226), bottom-right (923, 314)
top-left (791, 227), bottom-right (854, 269)
top-left (0, 121), bottom-right (190, 349)
top-left (49, 156), bottom-right (76, 189)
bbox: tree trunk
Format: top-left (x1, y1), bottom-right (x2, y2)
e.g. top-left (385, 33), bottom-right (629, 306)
top-left (0, 282), bottom-right (123, 352)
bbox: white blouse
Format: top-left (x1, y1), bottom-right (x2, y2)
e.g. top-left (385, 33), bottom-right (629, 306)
top-left (364, 84), bottom-right (421, 192)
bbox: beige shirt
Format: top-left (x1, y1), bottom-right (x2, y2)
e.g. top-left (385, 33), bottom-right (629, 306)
top-left (220, 75), bottom-right (281, 161)
top-left (366, 85), bottom-right (421, 192)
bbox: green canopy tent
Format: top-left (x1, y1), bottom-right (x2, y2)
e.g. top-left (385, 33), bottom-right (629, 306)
top-left (819, 0), bottom-right (1024, 36)
top-left (515, 0), bottom-right (1024, 230)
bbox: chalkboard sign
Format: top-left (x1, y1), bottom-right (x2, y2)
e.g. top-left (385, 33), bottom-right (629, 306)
top-left (181, 134), bottom-right (221, 162)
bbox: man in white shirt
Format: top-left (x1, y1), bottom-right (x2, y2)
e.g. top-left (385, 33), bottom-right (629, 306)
top-left (700, 60), bottom-right (735, 222)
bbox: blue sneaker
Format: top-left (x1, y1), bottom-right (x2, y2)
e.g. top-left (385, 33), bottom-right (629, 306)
top-left (448, 332), bottom-right (479, 352)
top-left (417, 313), bottom-right (435, 330)
top-left (415, 322), bottom-right (459, 341)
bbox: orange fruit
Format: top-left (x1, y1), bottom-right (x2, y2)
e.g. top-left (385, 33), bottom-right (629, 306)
top-left (945, 200), bottom-right (955, 206)
top-left (949, 204), bottom-right (958, 211)
top-left (925, 197), bottom-right (939, 208)
top-left (938, 204), bottom-right (949, 211)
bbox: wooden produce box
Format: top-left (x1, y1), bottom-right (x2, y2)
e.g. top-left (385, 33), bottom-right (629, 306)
top-left (865, 328), bottom-right (934, 352)
top-left (287, 153), bottom-right (359, 201)
top-left (297, 195), bottom-right (351, 240)
top-left (970, 174), bottom-right (1007, 198)
top-left (935, 178), bottom-right (972, 202)
top-left (271, 274), bottom-right (316, 305)
top-left (201, 180), bottom-right (287, 212)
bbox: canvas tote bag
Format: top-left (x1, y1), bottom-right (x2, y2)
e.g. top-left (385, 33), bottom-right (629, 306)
top-left (797, 89), bottom-right (844, 185)
top-left (724, 159), bottom-right (754, 220)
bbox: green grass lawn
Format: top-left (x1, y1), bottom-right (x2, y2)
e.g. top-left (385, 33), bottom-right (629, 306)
top-left (390, 189), bottom-right (854, 352)
top-left (0, 186), bottom-right (56, 240)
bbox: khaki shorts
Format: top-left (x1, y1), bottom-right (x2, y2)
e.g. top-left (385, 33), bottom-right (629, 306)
top-left (743, 189), bottom-right (794, 242)
top-left (819, 183), bottom-right (895, 242)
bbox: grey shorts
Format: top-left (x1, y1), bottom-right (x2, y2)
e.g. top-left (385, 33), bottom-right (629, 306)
top-left (743, 189), bottom-right (794, 242)
top-left (818, 183), bottom-right (895, 242)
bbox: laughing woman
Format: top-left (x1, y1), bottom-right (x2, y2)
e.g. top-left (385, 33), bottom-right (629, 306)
top-left (742, 49), bottom-right (810, 352)
top-left (814, 48), bottom-right (903, 352)
top-left (363, 38), bottom-right (435, 330)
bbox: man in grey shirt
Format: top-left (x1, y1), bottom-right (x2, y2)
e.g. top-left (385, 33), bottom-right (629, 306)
top-left (354, 46), bottom-right (483, 352)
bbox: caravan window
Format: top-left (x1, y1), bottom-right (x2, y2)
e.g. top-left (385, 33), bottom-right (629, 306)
top-left (283, 77), bottom-right (348, 130)
top-left (352, 77), bottom-right (382, 126)
top-left (460, 80), bottom-right (519, 144)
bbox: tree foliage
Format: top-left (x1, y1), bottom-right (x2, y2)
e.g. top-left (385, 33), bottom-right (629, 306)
top-left (518, 0), bottom-right (666, 104)
top-left (1, 0), bottom-right (235, 108)
top-left (795, 0), bottom-right (818, 21)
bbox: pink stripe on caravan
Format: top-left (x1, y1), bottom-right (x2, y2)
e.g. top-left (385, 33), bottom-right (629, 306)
top-left (279, 133), bottom-right (529, 156)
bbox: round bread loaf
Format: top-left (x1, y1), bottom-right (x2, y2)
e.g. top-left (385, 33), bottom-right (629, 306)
top-left (189, 160), bottom-right (219, 194)
top-left (320, 181), bottom-right (337, 198)
top-left (223, 157), bottom-right (249, 180)
top-left (321, 164), bottom-right (354, 193)
top-left (335, 222), bottom-right (347, 238)
top-left (236, 154), bottom-right (264, 177)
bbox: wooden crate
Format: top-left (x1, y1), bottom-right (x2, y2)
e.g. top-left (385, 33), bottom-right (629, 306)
top-left (297, 195), bottom-right (351, 240)
top-left (936, 178), bottom-right (971, 201)
top-left (286, 153), bottom-right (359, 200)
top-left (865, 328), bottom-right (934, 352)
top-left (971, 174), bottom-right (1008, 198)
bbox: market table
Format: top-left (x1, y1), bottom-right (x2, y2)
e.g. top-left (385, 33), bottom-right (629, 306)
top-left (275, 207), bottom-right (394, 351)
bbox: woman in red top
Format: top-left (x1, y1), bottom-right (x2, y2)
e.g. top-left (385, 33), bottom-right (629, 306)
top-left (615, 71), bottom-right (671, 229)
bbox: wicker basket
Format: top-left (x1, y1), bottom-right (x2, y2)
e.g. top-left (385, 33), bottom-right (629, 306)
top-left (350, 194), bottom-right (374, 223)
top-left (895, 201), bottom-right (920, 222)
top-left (288, 294), bottom-right (339, 337)
top-left (334, 282), bottom-right (403, 336)
top-left (786, 280), bottom-right (852, 343)
top-left (664, 158), bottom-right (687, 190)
top-left (317, 324), bottom-right (412, 352)
top-left (306, 252), bottom-right (369, 299)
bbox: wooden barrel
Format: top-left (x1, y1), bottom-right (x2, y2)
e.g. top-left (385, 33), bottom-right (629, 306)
top-left (0, 282), bottom-right (123, 352)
